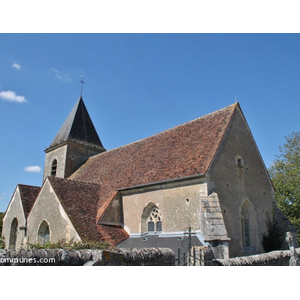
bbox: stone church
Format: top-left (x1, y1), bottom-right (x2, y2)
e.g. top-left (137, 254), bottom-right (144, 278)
top-left (1, 96), bottom-right (286, 258)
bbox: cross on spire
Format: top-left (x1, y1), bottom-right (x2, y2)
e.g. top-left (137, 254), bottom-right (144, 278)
top-left (80, 76), bottom-right (85, 97)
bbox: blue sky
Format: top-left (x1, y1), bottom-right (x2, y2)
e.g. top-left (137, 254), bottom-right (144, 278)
top-left (1, 33), bottom-right (300, 212)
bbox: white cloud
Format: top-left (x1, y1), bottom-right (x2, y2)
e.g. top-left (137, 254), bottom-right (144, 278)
top-left (50, 68), bottom-right (72, 83)
top-left (0, 90), bottom-right (27, 103)
top-left (12, 62), bottom-right (21, 70)
top-left (24, 166), bottom-right (42, 173)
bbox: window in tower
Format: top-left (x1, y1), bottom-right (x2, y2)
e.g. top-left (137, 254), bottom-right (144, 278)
top-left (51, 159), bottom-right (57, 176)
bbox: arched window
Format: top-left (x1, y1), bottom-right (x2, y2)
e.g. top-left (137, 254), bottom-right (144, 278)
top-left (38, 220), bottom-right (50, 245)
top-left (241, 205), bottom-right (250, 248)
top-left (51, 159), bottom-right (57, 176)
top-left (9, 218), bottom-right (18, 249)
top-left (147, 207), bottom-right (162, 232)
top-left (141, 204), bottom-right (162, 234)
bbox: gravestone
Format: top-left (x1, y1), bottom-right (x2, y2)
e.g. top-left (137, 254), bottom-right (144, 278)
top-left (286, 231), bottom-right (300, 266)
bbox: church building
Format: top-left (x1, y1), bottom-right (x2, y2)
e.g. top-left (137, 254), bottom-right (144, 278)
top-left (1, 96), bottom-right (285, 258)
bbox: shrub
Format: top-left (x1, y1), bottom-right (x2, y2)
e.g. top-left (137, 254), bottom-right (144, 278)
top-left (262, 216), bottom-right (285, 252)
top-left (0, 237), bottom-right (5, 249)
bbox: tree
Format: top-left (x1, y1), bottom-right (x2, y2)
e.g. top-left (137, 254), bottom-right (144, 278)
top-left (269, 132), bottom-right (300, 234)
top-left (0, 212), bottom-right (4, 248)
top-left (262, 214), bottom-right (285, 252)
top-left (0, 212), bottom-right (4, 235)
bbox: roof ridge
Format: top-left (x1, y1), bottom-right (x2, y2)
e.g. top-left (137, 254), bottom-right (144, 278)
top-left (88, 103), bottom-right (237, 159)
top-left (18, 183), bottom-right (41, 189)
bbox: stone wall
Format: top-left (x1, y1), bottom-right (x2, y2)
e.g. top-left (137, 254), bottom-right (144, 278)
top-left (0, 248), bottom-right (102, 266)
top-left (213, 248), bottom-right (300, 266)
top-left (1, 246), bottom-right (298, 266)
top-left (0, 247), bottom-right (175, 266)
top-left (121, 179), bottom-right (203, 235)
top-left (208, 107), bottom-right (275, 257)
top-left (26, 179), bottom-right (81, 245)
top-left (100, 248), bottom-right (175, 266)
top-left (2, 187), bottom-right (26, 250)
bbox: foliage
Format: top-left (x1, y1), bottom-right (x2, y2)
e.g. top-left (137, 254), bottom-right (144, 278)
top-left (0, 236), bottom-right (5, 249)
top-left (262, 214), bottom-right (285, 252)
top-left (0, 212), bottom-right (4, 235)
top-left (28, 239), bottom-right (110, 250)
top-left (0, 212), bottom-right (4, 249)
top-left (269, 132), bottom-right (300, 234)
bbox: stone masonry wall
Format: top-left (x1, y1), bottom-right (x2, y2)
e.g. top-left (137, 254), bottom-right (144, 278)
top-left (0, 247), bottom-right (175, 266)
top-left (213, 248), bottom-right (300, 266)
top-left (1, 247), bottom-right (298, 266)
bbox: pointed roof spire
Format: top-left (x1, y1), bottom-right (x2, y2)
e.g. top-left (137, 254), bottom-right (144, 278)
top-left (46, 97), bottom-right (106, 152)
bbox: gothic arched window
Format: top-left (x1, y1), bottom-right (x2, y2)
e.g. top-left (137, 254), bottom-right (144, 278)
top-left (51, 159), bottom-right (57, 176)
top-left (241, 205), bottom-right (250, 248)
top-left (9, 218), bottom-right (18, 249)
top-left (147, 207), bottom-right (162, 233)
top-left (38, 220), bottom-right (50, 245)
top-left (141, 204), bottom-right (163, 234)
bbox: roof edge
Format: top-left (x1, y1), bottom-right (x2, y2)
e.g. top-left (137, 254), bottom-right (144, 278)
top-left (44, 139), bottom-right (106, 153)
top-left (117, 173), bottom-right (206, 192)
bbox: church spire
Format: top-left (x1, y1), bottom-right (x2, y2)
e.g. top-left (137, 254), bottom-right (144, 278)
top-left (43, 96), bottom-right (106, 180)
top-left (46, 97), bottom-right (105, 152)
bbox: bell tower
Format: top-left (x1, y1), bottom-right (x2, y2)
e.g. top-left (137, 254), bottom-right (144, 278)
top-left (43, 96), bottom-right (106, 181)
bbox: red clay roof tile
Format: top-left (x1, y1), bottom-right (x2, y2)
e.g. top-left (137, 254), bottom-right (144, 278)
top-left (71, 103), bottom-right (237, 220)
top-left (47, 176), bottom-right (128, 246)
top-left (18, 184), bottom-right (41, 219)
top-left (58, 104), bottom-right (237, 246)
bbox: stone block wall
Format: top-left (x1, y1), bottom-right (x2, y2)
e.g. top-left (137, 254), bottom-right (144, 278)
top-left (0, 247), bottom-right (175, 266)
top-left (100, 248), bottom-right (175, 266)
top-left (213, 248), bottom-right (300, 266)
top-left (1, 246), bottom-right (298, 266)
top-left (0, 248), bottom-right (103, 266)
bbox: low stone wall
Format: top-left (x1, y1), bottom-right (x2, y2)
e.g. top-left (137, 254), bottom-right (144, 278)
top-left (100, 247), bottom-right (175, 266)
top-left (2, 246), bottom-right (298, 266)
top-left (0, 248), bottom-right (103, 266)
top-left (213, 248), bottom-right (300, 266)
top-left (0, 247), bottom-right (175, 266)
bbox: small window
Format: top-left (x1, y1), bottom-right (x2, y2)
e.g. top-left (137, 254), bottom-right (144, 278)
top-left (148, 221), bottom-right (155, 232)
top-left (237, 158), bottom-right (243, 167)
top-left (156, 221), bottom-right (162, 232)
top-left (51, 159), bottom-right (57, 176)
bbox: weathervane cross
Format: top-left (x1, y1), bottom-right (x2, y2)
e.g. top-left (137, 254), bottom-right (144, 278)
top-left (80, 76), bottom-right (85, 97)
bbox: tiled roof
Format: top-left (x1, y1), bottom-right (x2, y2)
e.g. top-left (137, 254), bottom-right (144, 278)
top-left (47, 176), bottom-right (128, 246)
top-left (71, 103), bottom-right (238, 223)
top-left (18, 184), bottom-right (41, 219)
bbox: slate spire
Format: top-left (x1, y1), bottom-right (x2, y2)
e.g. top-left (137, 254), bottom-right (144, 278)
top-left (46, 96), bottom-right (106, 152)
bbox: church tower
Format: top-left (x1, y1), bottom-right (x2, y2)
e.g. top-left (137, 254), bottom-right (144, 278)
top-left (43, 96), bottom-right (106, 181)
